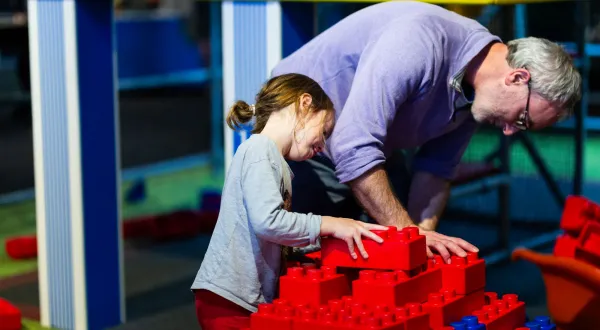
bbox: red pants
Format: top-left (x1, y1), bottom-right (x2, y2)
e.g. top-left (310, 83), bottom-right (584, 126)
top-left (194, 289), bottom-right (251, 330)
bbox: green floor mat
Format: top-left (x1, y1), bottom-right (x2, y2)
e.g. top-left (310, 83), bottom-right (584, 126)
top-left (0, 200), bottom-right (38, 278)
top-left (0, 165), bottom-right (225, 279)
top-left (463, 130), bottom-right (599, 180)
top-left (120, 165), bottom-right (224, 219)
top-left (22, 319), bottom-right (58, 330)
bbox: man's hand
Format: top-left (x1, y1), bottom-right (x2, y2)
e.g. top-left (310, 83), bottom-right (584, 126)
top-left (413, 226), bottom-right (479, 264)
top-left (406, 171), bottom-right (479, 263)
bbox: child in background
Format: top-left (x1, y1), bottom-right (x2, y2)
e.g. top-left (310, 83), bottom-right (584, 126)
top-left (191, 73), bottom-right (387, 329)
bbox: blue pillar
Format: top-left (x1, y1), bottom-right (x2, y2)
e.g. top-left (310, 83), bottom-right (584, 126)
top-left (28, 1), bottom-right (124, 329)
top-left (222, 1), bottom-right (282, 169)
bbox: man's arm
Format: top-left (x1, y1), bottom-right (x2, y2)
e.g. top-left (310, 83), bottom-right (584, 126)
top-left (348, 163), bottom-right (476, 263)
top-left (410, 114), bottom-right (480, 230)
top-left (349, 165), bottom-right (413, 227)
top-left (407, 171), bottom-right (450, 231)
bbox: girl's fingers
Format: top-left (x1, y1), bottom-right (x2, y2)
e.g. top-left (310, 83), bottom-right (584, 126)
top-left (346, 238), bottom-right (357, 259)
top-left (353, 233), bottom-right (369, 259)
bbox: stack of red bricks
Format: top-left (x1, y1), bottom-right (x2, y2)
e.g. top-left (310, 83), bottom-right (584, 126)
top-left (554, 195), bottom-right (600, 268)
top-left (249, 226), bottom-right (527, 329)
top-left (0, 298), bottom-right (21, 330)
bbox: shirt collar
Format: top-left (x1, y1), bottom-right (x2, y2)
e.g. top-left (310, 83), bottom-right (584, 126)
top-left (450, 67), bottom-right (474, 104)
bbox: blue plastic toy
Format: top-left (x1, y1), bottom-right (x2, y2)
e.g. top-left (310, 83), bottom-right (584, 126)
top-left (125, 179), bottom-right (146, 203)
top-left (449, 321), bottom-right (467, 330)
top-left (461, 316), bottom-right (486, 330)
top-left (523, 315), bottom-right (556, 330)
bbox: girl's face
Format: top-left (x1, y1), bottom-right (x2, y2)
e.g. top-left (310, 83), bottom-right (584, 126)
top-left (289, 109), bottom-right (334, 162)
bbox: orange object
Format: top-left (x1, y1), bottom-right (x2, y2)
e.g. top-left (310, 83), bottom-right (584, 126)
top-left (512, 248), bottom-right (600, 330)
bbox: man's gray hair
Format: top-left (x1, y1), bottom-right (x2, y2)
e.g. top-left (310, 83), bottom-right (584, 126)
top-left (506, 37), bottom-right (582, 119)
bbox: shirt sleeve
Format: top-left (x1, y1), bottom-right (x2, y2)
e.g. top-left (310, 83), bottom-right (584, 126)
top-left (328, 25), bottom-right (434, 184)
top-left (242, 159), bottom-right (321, 247)
top-left (412, 116), bottom-right (478, 180)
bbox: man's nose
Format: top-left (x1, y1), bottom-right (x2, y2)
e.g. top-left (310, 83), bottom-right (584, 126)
top-left (503, 123), bottom-right (519, 136)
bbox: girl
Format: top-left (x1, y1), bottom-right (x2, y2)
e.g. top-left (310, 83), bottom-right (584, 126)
top-left (191, 73), bottom-right (387, 329)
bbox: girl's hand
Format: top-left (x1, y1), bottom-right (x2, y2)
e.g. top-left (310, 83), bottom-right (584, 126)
top-left (320, 216), bottom-right (388, 259)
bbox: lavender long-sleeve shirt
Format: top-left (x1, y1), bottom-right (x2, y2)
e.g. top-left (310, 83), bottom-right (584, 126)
top-left (272, 1), bottom-right (501, 183)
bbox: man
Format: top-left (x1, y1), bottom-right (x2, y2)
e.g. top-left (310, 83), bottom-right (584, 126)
top-left (271, 1), bottom-right (581, 263)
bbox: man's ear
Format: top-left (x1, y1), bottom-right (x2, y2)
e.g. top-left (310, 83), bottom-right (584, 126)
top-left (505, 68), bottom-right (531, 86)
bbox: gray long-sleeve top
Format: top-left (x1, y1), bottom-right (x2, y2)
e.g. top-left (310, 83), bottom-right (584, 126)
top-left (191, 134), bottom-right (322, 312)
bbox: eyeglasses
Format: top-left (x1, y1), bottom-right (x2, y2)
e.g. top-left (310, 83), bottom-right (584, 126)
top-left (513, 81), bottom-right (531, 131)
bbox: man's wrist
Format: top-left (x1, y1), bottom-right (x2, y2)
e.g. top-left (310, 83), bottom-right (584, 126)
top-left (418, 218), bottom-right (438, 231)
top-left (393, 212), bottom-right (416, 229)
top-left (349, 165), bottom-right (417, 229)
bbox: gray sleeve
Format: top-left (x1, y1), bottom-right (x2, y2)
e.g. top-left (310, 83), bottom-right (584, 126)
top-left (242, 159), bottom-right (321, 247)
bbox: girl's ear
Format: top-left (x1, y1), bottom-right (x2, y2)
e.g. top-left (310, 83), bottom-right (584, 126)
top-left (299, 93), bottom-right (313, 113)
top-left (294, 93), bottom-right (312, 131)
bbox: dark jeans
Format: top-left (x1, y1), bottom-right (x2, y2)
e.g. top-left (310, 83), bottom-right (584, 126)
top-left (287, 151), bottom-right (413, 223)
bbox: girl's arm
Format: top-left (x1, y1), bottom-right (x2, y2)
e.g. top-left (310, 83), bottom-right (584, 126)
top-left (242, 159), bottom-right (321, 247)
top-left (242, 159), bottom-right (388, 258)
